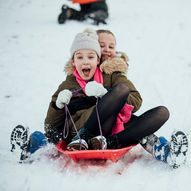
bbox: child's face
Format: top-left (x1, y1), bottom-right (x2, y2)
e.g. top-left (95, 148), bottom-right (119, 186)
top-left (72, 49), bottom-right (99, 81)
top-left (98, 33), bottom-right (116, 62)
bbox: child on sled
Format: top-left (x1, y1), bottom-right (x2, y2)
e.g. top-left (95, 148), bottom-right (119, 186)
top-left (11, 29), bottom-right (188, 169)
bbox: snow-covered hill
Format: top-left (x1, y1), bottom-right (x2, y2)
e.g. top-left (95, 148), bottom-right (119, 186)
top-left (0, 0), bottom-right (191, 191)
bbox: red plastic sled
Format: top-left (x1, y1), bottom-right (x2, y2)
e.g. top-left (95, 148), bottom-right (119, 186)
top-left (57, 141), bottom-right (135, 162)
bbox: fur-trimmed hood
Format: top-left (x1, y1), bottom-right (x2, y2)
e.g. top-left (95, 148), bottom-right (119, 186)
top-left (64, 51), bottom-right (129, 75)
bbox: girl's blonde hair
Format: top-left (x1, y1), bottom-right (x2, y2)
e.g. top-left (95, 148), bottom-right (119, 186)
top-left (96, 29), bottom-right (116, 43)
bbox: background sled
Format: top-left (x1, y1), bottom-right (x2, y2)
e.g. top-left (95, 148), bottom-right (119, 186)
top-left (57, 141), bottom-right (135, 162)
top-left (72, 0), bottom-right (101, 4)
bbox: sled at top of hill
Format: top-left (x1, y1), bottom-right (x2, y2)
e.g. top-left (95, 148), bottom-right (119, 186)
top-left (57, 141), bottom-right (135, 162)
top-left (72, 0), bottom-right (101, 5)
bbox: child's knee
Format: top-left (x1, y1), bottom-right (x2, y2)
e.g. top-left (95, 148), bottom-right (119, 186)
top-left (114, 83), bottom-right (130, 95)
top-left (156, 106), bottom-right (170, 121)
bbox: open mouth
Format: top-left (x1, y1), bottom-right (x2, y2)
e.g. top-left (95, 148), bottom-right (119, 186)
top-left (82, 68), bottom-right (91, 76)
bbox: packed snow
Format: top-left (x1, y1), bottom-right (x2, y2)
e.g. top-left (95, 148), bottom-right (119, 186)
top-left (0, 0), bottom-right (191, 190)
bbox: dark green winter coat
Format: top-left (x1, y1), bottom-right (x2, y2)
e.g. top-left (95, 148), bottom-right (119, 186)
top-left (44, 54), bottom-right (142, 139)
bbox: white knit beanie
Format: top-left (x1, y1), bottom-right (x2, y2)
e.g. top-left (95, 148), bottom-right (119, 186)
top-left (70, 28), bottom-right (101, 58)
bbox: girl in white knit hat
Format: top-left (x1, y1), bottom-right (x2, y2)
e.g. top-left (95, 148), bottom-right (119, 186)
top-left (45, 28), bottom-right (141, 151)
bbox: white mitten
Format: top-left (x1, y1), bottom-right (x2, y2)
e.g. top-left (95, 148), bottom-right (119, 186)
top-left (85, 81), bottom-right (107, 98)
top-left (56, 89), bottom-right (72, 109)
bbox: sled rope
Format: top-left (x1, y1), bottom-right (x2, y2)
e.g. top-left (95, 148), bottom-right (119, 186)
top-left (62, 87), bottom-right (84, 139)
top-left (63, 106), bottom-right (69, 139)
top-left (64, 103), bottom-right (83, 150)
top-left (95, 98), bottom-right (105, 149)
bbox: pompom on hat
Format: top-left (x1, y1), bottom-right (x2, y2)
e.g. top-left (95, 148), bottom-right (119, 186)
top-left (70, 28), bottom-right (101, 58)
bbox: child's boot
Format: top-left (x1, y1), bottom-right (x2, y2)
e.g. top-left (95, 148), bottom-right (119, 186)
top-left (21, 131), bottom-right (47, 161)
top-left (10, 125), bottom-right (29, 153)
top-left (66, 127), bottom-right (89, 150)
top-left (168, 131), bottom-right (189, 168)
top-left (140, 134), bottom-right (158, 154)
top-left (140, 131), bottom-right (188, 168)
top-left (153, 136), bottom-right (170, 163)
top-left (10, 125), bottom-right (47, 161)
top-left (88, 10), bottom-right (108, 25)
top-left (89, 135), bottom-right (107, 150)
top-left (153, 131), bottom-right (188, 168)
top-left (58, 5), bottom-right (71, 24)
